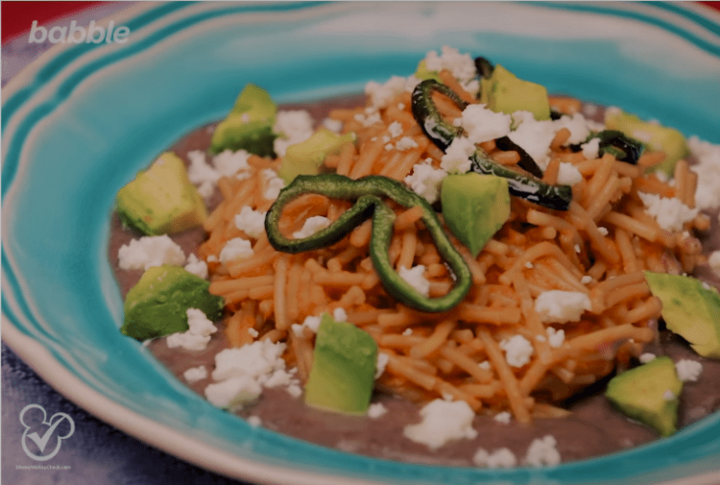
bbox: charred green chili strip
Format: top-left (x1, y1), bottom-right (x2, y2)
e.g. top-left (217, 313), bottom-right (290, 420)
top-left (411, 79), bottom-right (468, 152)
top-left (411, 79), bottom-right (572, 211)
top-left (494, 136), bottom-right (544, 179)
top-left (470, 150), bottom-right (573, 211)
top-left (265, 173), bottom-right (472, 312)
top-left (474, 56), bottom-right (495, 80)
top-left (571, 130), bottom-right (644, 165)
top-left (596, 130), bottom-right (644, 165)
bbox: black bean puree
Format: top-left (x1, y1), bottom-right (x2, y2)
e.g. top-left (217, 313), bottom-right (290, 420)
top-left (108, 96), bottom-right (720, 466)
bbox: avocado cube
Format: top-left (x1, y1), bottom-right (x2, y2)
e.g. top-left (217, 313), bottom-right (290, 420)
top-left (605, 110), bottom-right (689, 176)
top-left (121, 265), bottom-right (224, 341)
top-left (644, 271), bottom-right (720, 358)
top-left (480, 64), bottom-right (550, 121)
top-left (116, 152), bottom-right (208, 236)
top-left (304, 313), bottom-right (378, 414)
top-left (605, 356), bottom-right (683, 436)
top-left (210, 84), bottom-right (278, 157)
top-left (441, 173), bottom-right (510, 257)
top-left (278, 129), bottom-right (355, 184)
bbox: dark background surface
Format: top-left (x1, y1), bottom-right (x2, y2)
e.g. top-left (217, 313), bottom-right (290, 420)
top-left (3, 2), bottom-right (720, 485)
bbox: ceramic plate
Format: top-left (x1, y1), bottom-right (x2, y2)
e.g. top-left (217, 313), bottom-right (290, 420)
top-left (3, 2), bottom-right (720, 484)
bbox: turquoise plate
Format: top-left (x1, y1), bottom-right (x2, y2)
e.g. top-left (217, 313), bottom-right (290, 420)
top-left (3, 2), bottom-right (720, 484)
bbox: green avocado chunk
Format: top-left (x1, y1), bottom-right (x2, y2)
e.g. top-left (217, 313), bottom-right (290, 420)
top-left (441, 173), bottom-right (510, 258)
top-left (121, 265), bottom-right (224, 341)
top-left (644, 271), bottom-right (720, 359)
top-left (605, 110), bottom-right (689, 176)
top-left (479, 64), bottom-right (550, 121)
top-left (278, 128), bottom-right (355, 184)
top-left (605, 356), bottom-right (683, 436)
top-left (116, 152), bottom-right (208, 236)
top-left (210, 84), bottom-right (278, 157)
top-left (304, 313), bottom-right (378, 414)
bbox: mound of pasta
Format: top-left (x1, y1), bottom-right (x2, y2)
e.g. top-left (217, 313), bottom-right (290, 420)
top-left (196, 57), bottom-right (707, 425)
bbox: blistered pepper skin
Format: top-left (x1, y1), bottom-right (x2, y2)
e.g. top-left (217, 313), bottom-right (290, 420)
top-left (265, 173), bottom-right (472, 313)
top-left (411, 78), bottom-right (572, 211)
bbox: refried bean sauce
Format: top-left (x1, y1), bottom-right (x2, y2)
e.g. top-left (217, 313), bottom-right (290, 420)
top-left (107, 95), bottom-right (720, 466)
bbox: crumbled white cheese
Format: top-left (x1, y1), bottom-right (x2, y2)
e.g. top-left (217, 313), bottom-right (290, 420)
top-left (333, 307), bottom-right (348, 323)
top-left (365, 75), bottom-right (420, 109)
top-left (459, 104), bottom-right (512, 144)
top-left (524, 435), bottom-right (561, 467)
top-left (292, 215), bottom-right (331, 239)
top-left (207, 339), bottom-right (302, 403)
top-left (367, 403), bottom-right (388, 419)
top-left (675, 359), bottom-right (703, 382)
top-left (403, 398), bottom-right (478, 449)
top-left (291, 314), bottom-right (322, 337)
top-left (212, 340), bottom-right (288, 382)
top-left (184, 253), bottom-right (208, 279)
top-left (473, 447), bottom-right (517, 468)
top-left (118, 235), bottom-right (186, 271)
top-left (534, 290), bottom-right (591, 324)
top-left (581, 137), bottom-right (601, 160)
top-left (247, 415), bottom-right (262, 427)
top-left (553, 113), bottom-right (592, 145)
top-left (235, 206), bottom-right (267, 239)
top-left (322, 117), bottom-right (343, 133)
top-left (546, 327), bottom-right (565, 348)
top-left (424, 46), bottom-right (478, 94)
top-left (213, 149), bottom-right (252, 178)
top-left (598, 226), bottom-right (609, 236)
top-left (205, 375), bottom-right (262, 408)
top-left (525, 261), bottom-right (534, 269)
top-left (638, 192), bottom-right (699, 232)
top-left (248, 328), bottom-right (259, 338)
top-left (354, 109), bottom-right (382, 128)
top-left (262, 168), bottom-right (285, 200)
top-left (375, 352), bottom-right (390, 379)
top-left (708, 251), bottom-right (720, 278)
top-left (402, 328), bottom-right (413, 336)
top-left (166, 308), bottom-right (217, 351)
top-left (440, 136), bottom-right (475, 174)
top-left (557, 162), bottom-right (583, 186)
top-left (394, 136), bottom-right (419, 151)
top-left (219, 237), bottom-right (253, 265)
top-left (499, 335), bottom-right (534, 368)
top-left (509, 111), bottom-right (556, 169)
top-left (187, 149), bottom-right (252, 198)
top-left (689, 136), bottom-right (720, 211)
top-left (263, 368), bottom-right (295, 388)
top-left (388, 121), bottom-right (404, 138)
top-left (398, 265), bottom-right (431, 297)
top-left (286, 383), bottom-right (303, 398)
top-left (639, 353), bottom-right (656, 363)
top-left (187, 150), bottom-right (220, 198)
top-left (404, 161), bottom-right (446, 203)
top-left (273, 110), bottom-right (314, 157)
top-left (183, 365), bottom-right (208, 383)
top-left (663, 389), bottom-right (676, 401)
top-left (494, 411), bottom-right (512, 424)
top-left (478, 360), bottom-right (491, 370)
